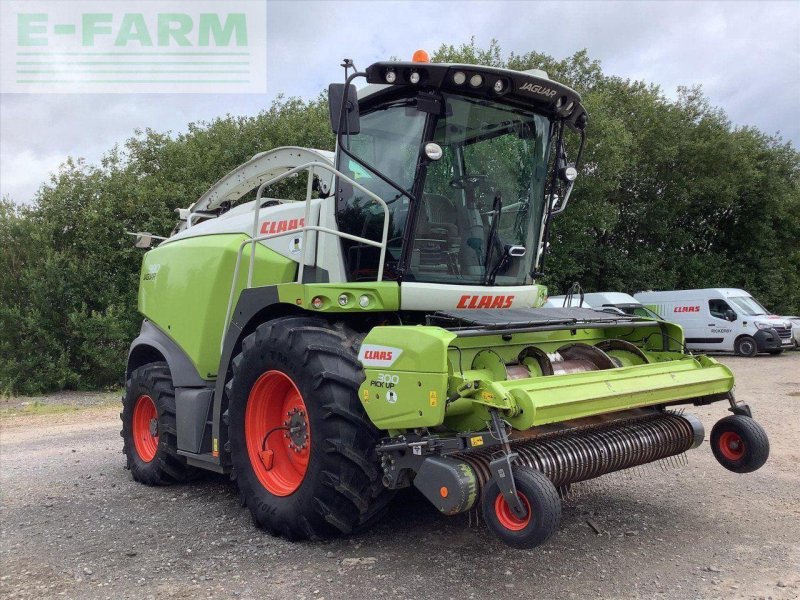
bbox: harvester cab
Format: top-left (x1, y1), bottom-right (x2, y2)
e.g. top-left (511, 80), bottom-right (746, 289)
top-left (123, 53), bottom-right (769, 550)
top-left (329, 56), bottom-right (585, 293)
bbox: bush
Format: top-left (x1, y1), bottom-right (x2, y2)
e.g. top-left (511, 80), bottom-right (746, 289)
top-left (1, 45), bottom-right (798, 395)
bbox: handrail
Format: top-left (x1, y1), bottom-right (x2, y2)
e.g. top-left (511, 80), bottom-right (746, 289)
top-left (221, 160), bottom-right (390, 350)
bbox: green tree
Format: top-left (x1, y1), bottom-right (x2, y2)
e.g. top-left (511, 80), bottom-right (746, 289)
top-left (1, 43), bottom-right (798, 395)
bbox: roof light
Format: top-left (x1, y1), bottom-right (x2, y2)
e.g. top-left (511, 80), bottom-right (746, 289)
top-left (469, 74), bottom-right (483, 87)
top-left (453, 71), bottom-right (466, 85)
top-left (338, 294), bottom-right (349, 306)
top-left (385, 70), bottom-right (397, 84)
top-left (493, 80), bottom-right (504, 93)
top-left (412, 49), bottom-right (430, 63)
top-left (359, 295), bottom-right (370, 308)
top-left (311, 296), bottom-right (324, 309)
top-left (409, 71), bottom-right (420, 84)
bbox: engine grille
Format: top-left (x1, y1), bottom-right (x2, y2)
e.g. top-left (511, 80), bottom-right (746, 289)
top-left (774, 326), bottom-right (792, 340)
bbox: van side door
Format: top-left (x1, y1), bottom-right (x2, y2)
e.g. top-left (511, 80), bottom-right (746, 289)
top-left (703, 298), bottom-right (736, 351)
top-left (669, 300), bottom-right (706, 349)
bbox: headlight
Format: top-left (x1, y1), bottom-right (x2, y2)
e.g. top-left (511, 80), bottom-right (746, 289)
top-left (755, 322), bottom-right (772, 330)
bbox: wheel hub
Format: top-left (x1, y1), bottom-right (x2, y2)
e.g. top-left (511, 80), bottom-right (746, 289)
top-left (245, 370), bottom-right (311, 496)
top-left (719, 431), bottom-right (745, 460)
top-left (284, 408), bottom-right (309, 451)
top-left (132, 394), bottom-right (159, 463)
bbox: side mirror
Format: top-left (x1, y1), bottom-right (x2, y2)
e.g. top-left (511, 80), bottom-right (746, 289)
top-left (725, 309), bottom-right (737, 322)
top-left (134, 233), bottom-right (153, 249)
top-left (328, 83), bottom-right (360, 134)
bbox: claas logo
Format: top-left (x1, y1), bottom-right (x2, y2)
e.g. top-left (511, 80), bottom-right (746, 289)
top-left (260, 218), bottom-right (305, 235)
top-left (457, 295), bottom-right (515, 309)
top-left (363, 350), bottom-right (393, 361)
top-left (674, 306), bottom-right (700, 313)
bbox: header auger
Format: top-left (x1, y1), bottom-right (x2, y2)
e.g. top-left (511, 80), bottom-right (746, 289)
top-left (122, 52), bottom-right (768, 548)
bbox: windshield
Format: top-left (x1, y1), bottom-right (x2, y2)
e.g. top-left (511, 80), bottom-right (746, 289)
top-left (615, 304), bottom-right (661, 319)
top-left (336, 94), bottom-right (552, 283)
top-left (728, 296), bottom-right (769, 316)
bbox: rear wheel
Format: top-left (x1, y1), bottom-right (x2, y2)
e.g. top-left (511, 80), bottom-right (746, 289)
top-left (226, 317), bottom-right (393, 540)
top-left (734, 336), bottom-right (757, 357)
top-left (121, 362), bottom-right (196, 485)
top-left (481, 466), bottom-right (561, 549)
top-left (710, 415), bottom-right (769, 473)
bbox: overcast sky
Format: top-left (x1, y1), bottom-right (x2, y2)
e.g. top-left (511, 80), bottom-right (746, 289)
top-left (1, 0), bottom-right (798, 205)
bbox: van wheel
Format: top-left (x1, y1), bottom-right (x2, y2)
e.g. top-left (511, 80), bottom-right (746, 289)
top-left (734, 336), bottom-right (757, 357)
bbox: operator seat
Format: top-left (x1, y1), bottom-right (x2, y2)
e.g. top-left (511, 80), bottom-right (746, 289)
top-left (412, 194), bottom-right (461, 274)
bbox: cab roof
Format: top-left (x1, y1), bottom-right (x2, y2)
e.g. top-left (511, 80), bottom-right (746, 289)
top-left (359, 61), bottom-right (587, 131)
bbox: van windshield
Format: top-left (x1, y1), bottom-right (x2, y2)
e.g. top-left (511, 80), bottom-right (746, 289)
top-left (614, 304), bottom-right (661, 320)
top-left (728, 296), bottom-right (769, 316)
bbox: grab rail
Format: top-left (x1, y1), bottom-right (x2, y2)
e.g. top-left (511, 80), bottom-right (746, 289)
top-left (221, 161), bottom-right (390, 350)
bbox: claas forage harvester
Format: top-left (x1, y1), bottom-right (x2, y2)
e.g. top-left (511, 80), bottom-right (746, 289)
top-left (123, 52), bottom-right (769, 548)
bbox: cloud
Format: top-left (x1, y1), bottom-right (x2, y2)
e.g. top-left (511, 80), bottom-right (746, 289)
top-left (2, 0), bottom-right (798, 204)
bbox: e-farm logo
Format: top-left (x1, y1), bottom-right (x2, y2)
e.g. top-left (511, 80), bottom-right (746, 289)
top-left (0, 1), bottom-right (267, 93)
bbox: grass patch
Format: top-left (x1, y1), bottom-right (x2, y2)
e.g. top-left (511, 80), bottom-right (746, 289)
top-left (0, 398), bottom-right (120, 420)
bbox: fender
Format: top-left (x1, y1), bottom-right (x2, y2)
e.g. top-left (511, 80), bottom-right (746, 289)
top-left (211, 286), bottom-right (293, 464)
top-left (127, 320), bottom-right (208, 388)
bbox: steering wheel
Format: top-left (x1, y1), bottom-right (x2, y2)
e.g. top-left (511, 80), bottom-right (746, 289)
top-left (449, 174), bottom-right (491, 189)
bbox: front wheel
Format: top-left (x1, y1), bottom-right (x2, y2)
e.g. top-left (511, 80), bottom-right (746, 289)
top-left (734, 335), bottom-right (758, 357)
top-left (481, 466), bottom-right (561, 549)
top-left (226, 317), bottom-right (393, 540)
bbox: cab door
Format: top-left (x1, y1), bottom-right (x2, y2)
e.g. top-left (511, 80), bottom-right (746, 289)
top-left (702, 298), bottom-right (736, 351)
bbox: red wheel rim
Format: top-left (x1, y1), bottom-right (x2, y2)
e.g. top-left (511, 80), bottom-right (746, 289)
top-left (132, 394), bottom-right (159, 462)
top-left (719, 431), bottom-right (745, 461)
top-left (494, 492), bottom-right (532, 531)
top-left (245, 370), bottom-right (310, 496)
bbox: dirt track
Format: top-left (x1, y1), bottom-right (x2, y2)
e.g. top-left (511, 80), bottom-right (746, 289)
top-left (1, 354), bottom-right (799, 600)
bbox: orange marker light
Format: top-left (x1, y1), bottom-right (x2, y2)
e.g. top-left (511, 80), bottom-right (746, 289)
top-left (439, 486), bottom-right (449, 498)
top-left (412, 49), bottom-right (430, 63)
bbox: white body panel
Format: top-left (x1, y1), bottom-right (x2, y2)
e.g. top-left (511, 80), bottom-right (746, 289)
top-left (634, 288), bottom-right (792, 352)
top-left (400, 282), bottom-right (543, 311)
top-left (169, 199), bottom-right (320, 266)
top-left (582, 292), bottom-right (640, 307)
top-left (544, 294), bottom-right (591, 308)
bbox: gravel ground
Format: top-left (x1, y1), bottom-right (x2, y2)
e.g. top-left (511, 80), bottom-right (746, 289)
top-left (1, 353), bottom-right (799, 600)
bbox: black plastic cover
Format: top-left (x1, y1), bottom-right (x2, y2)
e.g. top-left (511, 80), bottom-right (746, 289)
top-left (429, 307), bottom-right (644, 329)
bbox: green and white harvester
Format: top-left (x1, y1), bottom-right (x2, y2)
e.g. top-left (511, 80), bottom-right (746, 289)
top-left (123, 53), bottom-right (769, 548)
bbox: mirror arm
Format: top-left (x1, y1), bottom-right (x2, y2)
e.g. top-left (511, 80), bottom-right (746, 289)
top-left (550, 128), bottom-right (586, 216)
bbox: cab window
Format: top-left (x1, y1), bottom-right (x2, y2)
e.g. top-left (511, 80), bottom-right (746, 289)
top-left (709, 299), bottom-right (732, 320)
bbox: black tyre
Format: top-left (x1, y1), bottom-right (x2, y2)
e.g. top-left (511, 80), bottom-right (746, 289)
top-left (734, 336), bottom-right (758, 357)
top-left (226, 317), bottom-right (393, 540)
top-left (121, 362), bottom-right (196, 485)
top-left (481, 466), bottom-right (561, 549)
top-left (710, 415), bottom-right (769, 473)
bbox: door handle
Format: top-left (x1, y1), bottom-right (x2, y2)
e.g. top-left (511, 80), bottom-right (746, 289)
top-left (707, 323), bottom-right (715, 326)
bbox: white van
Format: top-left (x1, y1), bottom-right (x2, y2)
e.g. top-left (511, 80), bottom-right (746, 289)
top-left (543, 294), bottom-right (591, 308)
top-left (634, 288), bottom-right (793, 356)
top-left (581, 292), bottom-right (661, 320)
